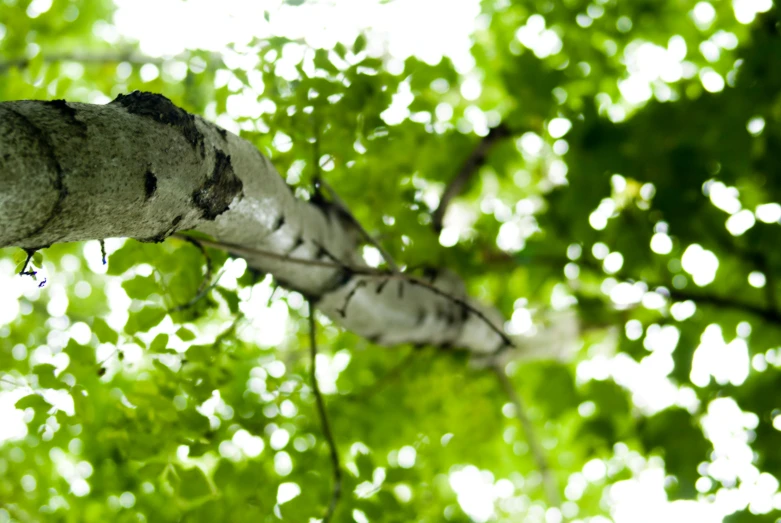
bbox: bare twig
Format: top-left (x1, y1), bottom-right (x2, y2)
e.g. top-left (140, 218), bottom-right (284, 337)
top-left (318, 177), bottom-right (400, 273)
top-left (174, 234), bottom-right (512, 347)
top-left (0, 49), bottom-right (223, 74)
top-left (309, 117), bottom-right (398, 273)
top-left (17, 248), bottom-right (36, 277)
top-left (308, 301), bottom-right (342, 522)
top-left (212, 314), bottom-right (244, 349)
top-left (432, 123), bottom-right (511, 232)
top-left (168, 236), bottom-right (217, 313)
top-left (492, 363), bottom-right (560, 507)
top-left (343, 348), bottom-right (419, 401)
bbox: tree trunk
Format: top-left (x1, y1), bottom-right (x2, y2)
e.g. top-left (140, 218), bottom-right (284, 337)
top-left (0, 92), bottom-right (574, 357)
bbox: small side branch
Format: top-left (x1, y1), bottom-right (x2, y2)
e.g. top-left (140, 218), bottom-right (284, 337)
top-left (308, 301), bottom-right (342, 522)
top-left (432, 123), bottom-right (511, 232)
top-left (344, 348), bottom-right (419, 402)
top-left (18, 248), bottom-right (37, 277)
top-left (318, 177), bottom-right (400, 273)
top-left (492, 363), bottom-right (560, 507)
top-left (168, 236), bottom-right (217, 313)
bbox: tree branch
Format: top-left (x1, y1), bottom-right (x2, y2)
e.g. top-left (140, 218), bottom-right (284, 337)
top-left (492, 363), bottom-right (560, 507)
top-left (308, 301), bottom-right (342, 522)
top-left (343, 348), bottom-right (419, 402)
top-left (0, 95), bottom-right (516, 355)
top-left (0, 50), bottom-right (222, 74)
top-left (181, 234), bottom-right (513, 348)
top-left (432, 123), bottom-right (511, 232)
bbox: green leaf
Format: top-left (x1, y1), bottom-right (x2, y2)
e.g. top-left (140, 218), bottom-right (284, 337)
top-left (177, 327), bottom-right (196, 341)
top-left (125, 307), bottom-right (166, 334)
top-left (216, 288), bottom-right (240, 314)
top-left (177, 466), bottom-right (212, 499)
top-left (64, 339), bottom-right (95, 365)
top-left (353, 34), bottom-right (367, 54)
top-left (15, 394), bottom-right (51, 414)
top-left (34, 363), bottom-right (64, 389)
top-left (150, 333), bottom-right (169, 353)
top-left (356, 451), bottom-right (374, 479)
top-left (122, 275), bottom-right (160, 300)
top-left (92, 317), bottom-right (119, 344)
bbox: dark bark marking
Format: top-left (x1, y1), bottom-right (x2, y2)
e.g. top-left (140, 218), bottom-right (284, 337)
top-left (4, 108), bottom-right (67, 242)
top-left (319, 268), bottom-right (355, 296)
top-left (216, 127), bottom-right (228, 141)
top-left (415, 308), bottom-right (427, 326)
top-left (138, 232), bottom-right (167, 244)
top-left (144, 170), bottom-right (157, 200)
top-left (192, 149), bottom-right (243, 220)
top-left (336, 280), bottom-right (367, 317)
top-left (286, 235), bottom-right (305, 255)
top-left (375, 279), bottom-right (389, 294)
top-left (44, 99), bottom-right (87, 136)
top-left (397, 280), bottom-right (404, 299)
top-left (111, 91), bottom-right (205, 156)
top-left (172, 215), bottom-right (183, 227)
top-left (18, 248), bottom-right (37, 276)
top-left (273, 214), bottom-right (286, 231)
top-left (367, 333), bottom-right (383, 344)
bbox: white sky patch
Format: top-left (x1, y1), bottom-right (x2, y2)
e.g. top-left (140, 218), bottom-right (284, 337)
top-left (114, 0), bottom-right (480, 72)
top-left (706, 181), bottom-right (741, 214)
top-left (690, 325), bottom-right (750, 387)
top-left (747, 116), bottom-right (766, 136)
top-left (233, 428), bottom-right (265, 458)
top-left (578, 352), bottom-right (685, 415)
top-left (548, 117), bottom-right (572, 139)
top-left (277, 481), bottom-right (301, 504)
top-left (732, 0), bottom-right (773, 24)
top-left (755, 203), bottom-right (781, 223)
top-left (618, 40), bottom-right (688, 106)
top-left (449, 466), bottom-right (515, 523)
top-left (516, 14), bottom-right (563, 58)
top-left (651, 232), bottom-right (673, 255)
top-left (314, 350), bottom-right (351, 394)
top-left (725, 209), bottom-right (755, 236)
top-left (681, 244), bottom-right (719, 286)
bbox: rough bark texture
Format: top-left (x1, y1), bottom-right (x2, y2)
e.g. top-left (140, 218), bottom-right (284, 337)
top-left (0, 92), bottom-right (575, 357)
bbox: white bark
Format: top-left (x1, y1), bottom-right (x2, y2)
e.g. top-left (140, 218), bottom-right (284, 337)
top-left (0, 92), bottom-right (575, 357)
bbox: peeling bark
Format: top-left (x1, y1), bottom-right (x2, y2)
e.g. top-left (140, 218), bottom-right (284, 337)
top-left (0, 92), bottom-right (575, 357)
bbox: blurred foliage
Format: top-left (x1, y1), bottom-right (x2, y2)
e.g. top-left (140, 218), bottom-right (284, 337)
top-left (2, 0), bottom-right (781, 522)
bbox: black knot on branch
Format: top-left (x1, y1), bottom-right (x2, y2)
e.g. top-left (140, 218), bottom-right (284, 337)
top-left (111, 91), bottom-right (204, 153)
top-left (192, 149), bottom-right (244, 220)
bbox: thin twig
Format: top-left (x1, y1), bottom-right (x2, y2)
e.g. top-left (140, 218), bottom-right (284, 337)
top-left (492, 249), bottom-right (781, 328)
top-left (432, 123), bottom-right (511, 232)
top-left (174, 234), bottom-right (512, 347)
top-left (0, 49), bottom-right (224, 73)
top-left (179, 235), bottom-right (214, 296)
top-left (318, 177), bottom-right (400, 273)
top-left (492, 363), bottom-right (560, 507)
top-left (168, 270), bottom-right (224, 313)
top-left (18, 248), bottom-right (36, 277)
top-left (212, 314), bottom-right (244, 349)
top-left (168, 236), bottom-right (217, 312)
top-left (309, 114), bottom-right (400, 272)
top-left (308, 301), bottom-right (342, 522)
top-left (343, 348), bottom-right (419, 402)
